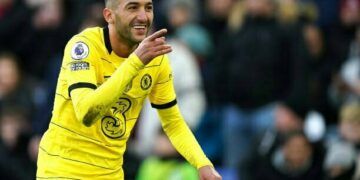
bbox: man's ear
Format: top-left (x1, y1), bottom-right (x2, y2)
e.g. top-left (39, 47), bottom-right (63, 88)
top-left (103, 8), bottom-right (115, 24)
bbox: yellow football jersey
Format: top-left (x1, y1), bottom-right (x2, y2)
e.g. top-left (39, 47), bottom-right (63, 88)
top-left (37, 27), bottom-right (211, 179)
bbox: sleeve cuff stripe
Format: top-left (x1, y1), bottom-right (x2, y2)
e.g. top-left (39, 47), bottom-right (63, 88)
top-left (151, 99), bottom-right (177, 109)
top-left (68, 82), bottom-right (97, 97)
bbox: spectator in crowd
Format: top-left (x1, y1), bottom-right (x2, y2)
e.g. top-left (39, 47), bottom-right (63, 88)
top-left (324, 101), bottom-right (360, 180)
top-left (0, 52), bottom-right (34, 118)
top-left (1, 0), bottom-right (100, 78)
top-left (0, 52), bottom-right (45, 175)
top-left (255, 131), bottom-right (324, 180)
top-left (323, 0), bottom-right (360, 122)
top-left (212, 0), bottom-right (310, 178)
top-left (324, 142), bottom-right (357, 180)
top-left (339, 102), bottom-right (360, 154)
top-left (325, 13), bottom-right (360, 140)
top-left (201, 0), bottom-right (236, 103)
top-left (164, 0), bottom-right (213, 62)
top-left (0, 0), bottom-right (32, 55)
top-left (329, 26), bottom-right (360, 108)
top-left (277, 0), bottom-right (300, 25)
top-left (0, 107), bottom-right (36, 180)
top-left (200, 0), bottom-right (235, 45)
top-left (303, 23), bottom-right (336, 126)
top-left (0, 0), bottom-right (64, 77)
top-left (195, 0), bottom-right (236, 167)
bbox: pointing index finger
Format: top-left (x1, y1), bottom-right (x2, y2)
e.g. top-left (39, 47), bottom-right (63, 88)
top-left (147, 29), bottom-right (167, 41)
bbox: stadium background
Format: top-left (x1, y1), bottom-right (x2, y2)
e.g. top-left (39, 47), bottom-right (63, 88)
top-left (0, 0), bottom-right (359, 179)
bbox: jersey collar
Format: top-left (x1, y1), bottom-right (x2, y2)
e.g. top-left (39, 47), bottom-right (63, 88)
top-left (103, 26), bottom-right (112, 54)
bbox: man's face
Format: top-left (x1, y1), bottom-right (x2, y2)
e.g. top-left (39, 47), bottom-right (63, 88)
top-left (340, 122), bottom-right (360, 144)
top-left (283, 135), bottom-right (312, 169)
top-left (112, 0), bottom-right (153, 45)
top-left (245, 0), bottom-right (274, 17)
top-left (0, 58), bottom-right (19, 96)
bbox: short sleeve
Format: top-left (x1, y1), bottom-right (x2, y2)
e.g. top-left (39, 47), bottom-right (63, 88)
top-left (63, 37), bottom-right (99, 97)
top-left (149, 55), bottom-right (177, 109)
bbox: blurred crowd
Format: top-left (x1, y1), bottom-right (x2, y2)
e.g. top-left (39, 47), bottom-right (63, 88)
top-left (0, 0), bottom-right (359, 179)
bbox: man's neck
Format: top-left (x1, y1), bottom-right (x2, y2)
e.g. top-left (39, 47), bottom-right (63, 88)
top-left (108, 25), bottom-right (137, 58)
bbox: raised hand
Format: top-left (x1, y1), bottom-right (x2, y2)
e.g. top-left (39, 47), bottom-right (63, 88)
top-left (134, 29), bottom-right (172, 64)
top-left (199, 166), bottom-right (222, 180)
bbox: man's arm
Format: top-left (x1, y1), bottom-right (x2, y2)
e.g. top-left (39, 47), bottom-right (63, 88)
top-left (157, 105), bottom-right (221, 180)
top-left (68, 29), bottom-right (171, 126)
top-left (157, 105), bottom-right (212, 167)
top-left (149, 55), bottom-right (221, 179)
top-left (69, 53), bottom-right (144, 126)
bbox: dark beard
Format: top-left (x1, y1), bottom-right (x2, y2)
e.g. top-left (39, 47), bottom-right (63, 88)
top-left (116, 27), bottom-right (139, 47)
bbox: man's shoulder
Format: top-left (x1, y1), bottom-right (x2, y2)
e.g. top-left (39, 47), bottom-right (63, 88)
top-left (64, 27), bottom-right (107, 59)
top-left (67, 27), bottom-right (104, 48)
top-left (63, 27), bottom-right (106, 64)
top-left (77, 27), bottom-right (103, 37)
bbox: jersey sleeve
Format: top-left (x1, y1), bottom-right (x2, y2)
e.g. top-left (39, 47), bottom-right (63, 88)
top-left (63, 36), bottom-right (145, 126)
top-left (157, 105), bottom-right (213, 169)
top-left (64, 37), bottom-right (99, 96)
top-left (149, 55), bottom-right (177, 109)
top-left (150, 55), bottom-right (212, 169)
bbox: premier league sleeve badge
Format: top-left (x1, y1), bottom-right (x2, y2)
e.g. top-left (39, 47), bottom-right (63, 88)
top-left (71, 42), bottom-right (89, 60)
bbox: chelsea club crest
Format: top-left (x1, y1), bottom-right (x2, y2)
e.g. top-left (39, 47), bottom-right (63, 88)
top-left (140, 74), bottom-right (152, 90)
top-left (71, 42), bottom-right (89, 60)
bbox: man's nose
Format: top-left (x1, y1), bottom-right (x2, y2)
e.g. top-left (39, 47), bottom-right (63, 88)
top-left (136, 9), bottom-right (147, 21)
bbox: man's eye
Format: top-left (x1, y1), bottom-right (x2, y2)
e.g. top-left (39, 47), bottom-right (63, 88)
top-left (146, 5), bottom-right (153, 11)
top-left (128, 6), bottom-right (137, 10)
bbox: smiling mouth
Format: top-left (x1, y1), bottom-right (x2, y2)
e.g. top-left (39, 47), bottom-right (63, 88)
top-left (133, 25), bottom-right (147, 30)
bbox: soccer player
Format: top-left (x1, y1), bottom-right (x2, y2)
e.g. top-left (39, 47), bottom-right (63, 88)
top-left (36, 0), bottom-right (222, 179)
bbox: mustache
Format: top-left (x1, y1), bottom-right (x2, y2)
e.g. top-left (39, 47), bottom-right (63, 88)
top-left (130, 20), bottom-right (151, 27)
